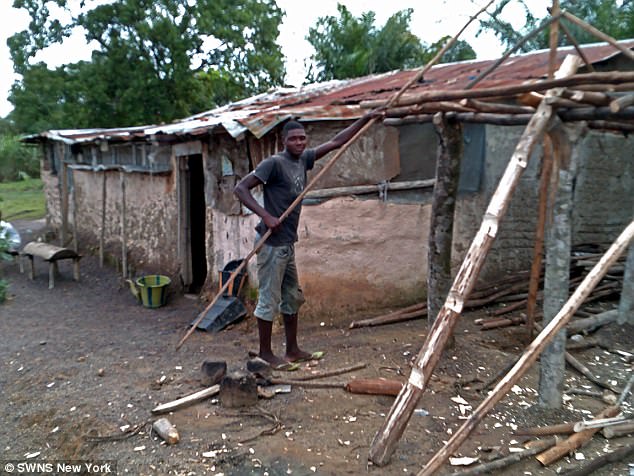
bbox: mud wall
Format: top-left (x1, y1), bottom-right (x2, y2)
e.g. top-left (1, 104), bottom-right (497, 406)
top-left (297, 197), bottom-right (429, 317)
top-left (71, 169), bottom-right (179, 275)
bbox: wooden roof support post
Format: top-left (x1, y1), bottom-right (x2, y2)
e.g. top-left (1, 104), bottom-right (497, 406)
top-left (120, 171), bottom-right (128, 278)
top-left (99, 172), bottom-right (107, 268)
top-left (428, 113), bottom-right (463, 330)
top-left (176, 0), bottom-right (497, 351)
top-left (419, 219), bottom-right (634, 475)
top-left (548, 1), bottom-right (561, 80)
top-left (539, 121), bottom-right (586, 408)
top-left (367, 54), bottom-right (582, 468)
top-left (525, 136), bottom-right (553, 341)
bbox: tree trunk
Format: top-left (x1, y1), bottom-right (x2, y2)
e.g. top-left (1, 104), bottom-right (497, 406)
top-left (428, 113), bottom-right (463, 330)
top-left (539, 123), bottom-right (583, 408)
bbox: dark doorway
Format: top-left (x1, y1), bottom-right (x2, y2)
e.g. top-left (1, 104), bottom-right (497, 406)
top-left (188, 154), bottom-right (207, 293)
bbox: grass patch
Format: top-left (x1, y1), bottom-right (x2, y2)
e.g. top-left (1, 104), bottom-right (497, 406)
top-left (0, 178), bottom-right (45, 220)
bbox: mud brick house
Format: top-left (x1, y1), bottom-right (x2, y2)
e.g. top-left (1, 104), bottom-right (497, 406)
top-left (25, 41), bottom-right (634, 314)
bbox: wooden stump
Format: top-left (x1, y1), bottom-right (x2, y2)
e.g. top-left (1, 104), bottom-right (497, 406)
top-left (200, 360), bottom-right (227, 387)
top-left (220, 370), bottom-right (258, 408)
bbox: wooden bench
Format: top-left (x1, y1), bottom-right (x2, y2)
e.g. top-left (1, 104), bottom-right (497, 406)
top-left (21, 242), bottom-right (81, 289)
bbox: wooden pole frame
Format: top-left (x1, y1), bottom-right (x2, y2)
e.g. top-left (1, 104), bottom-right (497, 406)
top-left (419, 219), bottom-right (634, 475)
top-left (368, 55), bottom-right (582, 467)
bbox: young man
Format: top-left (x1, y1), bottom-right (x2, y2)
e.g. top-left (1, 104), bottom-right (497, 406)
top-left (234, 113), bottom-right (379, 368)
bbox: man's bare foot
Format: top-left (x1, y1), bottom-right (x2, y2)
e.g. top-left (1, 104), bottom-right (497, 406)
top-left (286, 349), bottom-right (312, 362)
top-left (258, 351), bottom-right (288, 368)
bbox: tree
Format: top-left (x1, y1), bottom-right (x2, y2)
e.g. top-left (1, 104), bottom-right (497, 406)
top-left (8, 0), bottom-right (286, 131)
top-left (478, 0), bottom-right (634, 53)
top-left (306, 4), bottom-right (475, 82)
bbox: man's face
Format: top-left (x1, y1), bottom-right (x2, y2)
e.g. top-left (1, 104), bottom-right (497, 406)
top-left (284, 128), bottom-right (307, 157)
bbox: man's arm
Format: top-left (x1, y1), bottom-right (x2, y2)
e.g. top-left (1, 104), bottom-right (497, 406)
top-left (313, 110), bottom-right (383, 160)
top-left (233, 173), bottom-right (281, 232)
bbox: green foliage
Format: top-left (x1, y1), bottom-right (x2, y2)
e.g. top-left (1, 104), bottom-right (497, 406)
top-left (306, 4), bottom-right (476, 82)
top-left (0, 178), bottom-right (45, 220)
top-left (9, 0), bottom-right (286, 131)
top-left (0, 135), bottom-right (40, 182)
top-left (478, 0), bottom-right (634, 53)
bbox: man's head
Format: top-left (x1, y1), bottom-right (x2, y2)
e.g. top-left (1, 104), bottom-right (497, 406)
top-left (282, 121), bottom-right (307, 158)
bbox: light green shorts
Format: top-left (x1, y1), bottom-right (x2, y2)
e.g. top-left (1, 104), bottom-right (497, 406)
top-left (253, 242), bottom-right (305, 322)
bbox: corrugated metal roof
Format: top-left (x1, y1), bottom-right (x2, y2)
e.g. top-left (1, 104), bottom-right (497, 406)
top-left (25, 40), bottom-right (634, 145)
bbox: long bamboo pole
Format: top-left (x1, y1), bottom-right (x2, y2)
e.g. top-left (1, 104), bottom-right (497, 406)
top-left (368, 54), bottom-right (582, 467)
top-left (175, 0), bottom-right (497, 351)
top-left (419, 220), bottom-right (634, 475)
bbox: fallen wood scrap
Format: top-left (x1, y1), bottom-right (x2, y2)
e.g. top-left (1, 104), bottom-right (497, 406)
top-left (564, 351), bottom-right (621, 394)
top-left (349, 305), bottom-right (427, 329)
top-left (288, 363), bottom-right (367, 381)
top-left (345, 378), bottom-right (403, 396)
top-left (565, 387), bottom-right (617, 405)
top-left (535, 405), bottom-right (620, 466)
top-left (479, 316), bottom-right (525, 330)
top-left (566, 309), bottom-right (618, 334)
top-left (561, 440), bottom-right (634, 476)
top-left (152, 385), bottom-right (220, 414)
top-left (268, 378), bottom-right (346, 389)
top-left (602, 420), bottom-right (634, 438)
top-left (573, 415), bottom-right (628, 432)
top-left (514, 422), bottom-right (576, 436)
top-left (450, 437), bottom-right (557, 476)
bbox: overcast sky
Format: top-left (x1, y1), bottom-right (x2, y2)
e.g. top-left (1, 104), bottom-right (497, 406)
top-left (0, 0), bottom-right (551, 118)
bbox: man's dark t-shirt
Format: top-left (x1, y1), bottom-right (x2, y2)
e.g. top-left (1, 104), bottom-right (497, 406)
top-left (253, 149), bottom-right (316, 246)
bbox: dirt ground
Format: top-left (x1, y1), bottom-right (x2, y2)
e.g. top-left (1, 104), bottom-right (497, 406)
top-left (1, 220), bottom-right (632, 476)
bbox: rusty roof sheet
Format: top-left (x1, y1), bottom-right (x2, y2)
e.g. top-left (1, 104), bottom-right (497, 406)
top-left (26, 40), bottom-right (634, 145)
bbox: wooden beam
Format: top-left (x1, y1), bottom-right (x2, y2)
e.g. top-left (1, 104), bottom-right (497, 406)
top-left (559, 21), bottom-right (596, 73)
top-left (548, 1), bottom-right (561, 80)
top-left (561, 11), bottom-right (634, 61)
top-left (610, 93), bottom-right (634, 113)
top-left (459, 99), bottom-right (535, 114)
top-left (418, 219), bottom-right (634, 475)
top-left (361, 72), bottom-right (634, 109)
top-left (466, 14), bottom-right (560, 89)
top-left (368, 55), bottom-right (583, 468)
top-left (305, 179), bottom-right (435, 200)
